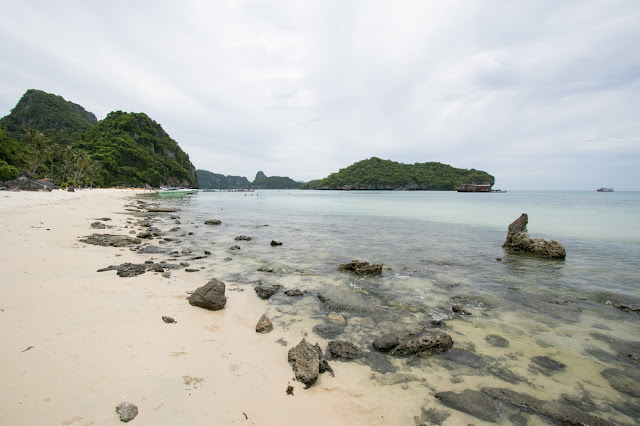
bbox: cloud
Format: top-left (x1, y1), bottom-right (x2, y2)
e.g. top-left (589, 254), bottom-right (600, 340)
top-left (1, 0), bottom-right (639, 189)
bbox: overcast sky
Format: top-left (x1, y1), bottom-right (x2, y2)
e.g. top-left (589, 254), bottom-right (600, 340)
top-left (1, 1), bottom-right (639, 189)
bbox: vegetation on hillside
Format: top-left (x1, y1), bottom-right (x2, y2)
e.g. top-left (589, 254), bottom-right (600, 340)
top-left (0, 89), bottom-right (197, 187)
top-left (252, 176), bottom-right (302, 189)
top-left (301, 157), bottom-right (494, 190)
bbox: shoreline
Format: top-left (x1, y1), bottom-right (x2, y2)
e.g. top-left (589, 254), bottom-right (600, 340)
top-left (0, 189), bottom-right (388, 425)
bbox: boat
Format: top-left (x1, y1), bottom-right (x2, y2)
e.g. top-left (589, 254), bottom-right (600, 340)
top-left (455, 183), bottom-right (493, 192)
top-left (155, 187), bottom-right (198, 196)
top-left (596, 188), bottom-right (614, 192)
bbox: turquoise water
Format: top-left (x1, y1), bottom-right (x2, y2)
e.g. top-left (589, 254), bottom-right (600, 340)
top-left (154, 190), bottom-right (640, 424)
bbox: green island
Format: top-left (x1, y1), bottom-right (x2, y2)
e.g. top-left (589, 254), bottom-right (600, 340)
top-left (302, 157), bottom-right (494, 190)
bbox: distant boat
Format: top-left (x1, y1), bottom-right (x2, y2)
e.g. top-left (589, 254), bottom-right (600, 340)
top-left (156, 187), bottom-right (198, 196)
top-left (596, 188), bottom-right (614, 192)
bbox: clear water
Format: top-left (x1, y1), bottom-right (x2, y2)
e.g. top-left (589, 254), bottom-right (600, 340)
top-left (152, 190), bottom-right (640, 424)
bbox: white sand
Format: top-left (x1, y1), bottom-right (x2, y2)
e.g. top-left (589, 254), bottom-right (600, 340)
top-left (0, 189), bottom-right (422, 425)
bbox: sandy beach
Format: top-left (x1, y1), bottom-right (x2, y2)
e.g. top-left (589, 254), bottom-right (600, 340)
top-left (0, 189), bottom-right (413, 425)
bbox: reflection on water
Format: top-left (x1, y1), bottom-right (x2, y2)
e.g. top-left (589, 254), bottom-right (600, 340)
top-left (150, 190), bottom-right (640, 424)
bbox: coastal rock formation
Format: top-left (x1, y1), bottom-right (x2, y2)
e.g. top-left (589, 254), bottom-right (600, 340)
top-left (188, 279), bottom-right (227, 311)
top-left (79, 234), bottom-right (141, 247)
top-left (3, 176), bottom-right (54, 191)
top-left (338, 260), bottom-right (383, 275)
top-left (256, 314), bottom-right (274, 333)
top-left (326, 340), bottom-right (361, 360)
top-left (288, 339), bottom-right (333, 388)
top-left (115, 402), bottom-right (138, 422)
top-left (390, 332), bottom-right (454, 356)
top-left (503, 213), bottom-right (566, 258)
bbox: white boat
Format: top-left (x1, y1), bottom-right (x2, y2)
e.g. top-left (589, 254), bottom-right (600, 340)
top-left (155, 187), bottom-right (198, 196)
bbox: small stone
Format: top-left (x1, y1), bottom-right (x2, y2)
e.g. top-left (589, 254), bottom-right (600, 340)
top-left (185, 268), bottom-right (199, 272)
top-left (235, 235), bottom-right (253, 241)
top-left (204, 251), bottom-right (211, 255)
top-left (271, 240), bottom-right (283, 246)
top-left (205, 219), bottom-right (222, 225)
top-left (115, 402), bottom-right (138, 422)
top-left (229, 245), bottom-right (241, 250)
top-left (256, 314), bottom-right (274, 333)
top-left (162, 316), bottom-right (176, 323)
top-left (326, 312), bottom-right (346, 325)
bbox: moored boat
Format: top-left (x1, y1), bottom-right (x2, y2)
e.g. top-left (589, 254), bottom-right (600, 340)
top-left (155, 187), bottom-right (198, 196)
top-left (455, 183), bottom-right (493, 192)
top-left (596, 188), bottom-right (614, 192)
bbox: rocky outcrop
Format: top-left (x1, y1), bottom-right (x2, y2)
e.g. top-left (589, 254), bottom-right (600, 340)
top-left (326, 340), bottom-right (361, 360)
top-left (338, 260), bottom-right (383, 275)
top-left (188, 279), bottom-right (227, 311)
top-left (3, 176), bottom-right (53, 191)
top-left (502, 213), bottom-right (566, 258)
top-left (79, 234), bottom-right (141, 247)
top-left (390, 332), bottom-right (454, 356)
top-left (288, 339), bottom-right (333, 388)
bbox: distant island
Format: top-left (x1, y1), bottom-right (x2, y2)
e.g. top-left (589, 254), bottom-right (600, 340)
top-left (197, 170), bottom-right (302, 190)
top-left (0, 89), bottom-right (197, 188)
top-left (301, 157), bottom-right (494, 191)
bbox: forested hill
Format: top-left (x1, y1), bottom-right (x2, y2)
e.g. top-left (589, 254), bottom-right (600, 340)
top-left (196, 169), bottom-right (302, 189)
top-left (301, 157), bottom-right (494, 190)
top-left (0, 89), bottom-right (197, 187)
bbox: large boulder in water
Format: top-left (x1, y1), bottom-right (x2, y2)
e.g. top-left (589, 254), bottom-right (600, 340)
top-left (502, 213), bottom-right (566, 258)
top-left (188, 279), bottom-right (227, 311)
top-left (338, 260), bottom-right (383, 275)
top-left (391, 332), bottom-right (454, 356)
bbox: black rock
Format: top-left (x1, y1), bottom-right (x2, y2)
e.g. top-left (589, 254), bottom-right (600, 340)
top-left (372, 335), bottom-right (400, 352)
top-left (205, 219), bottom-right (222, 225)
top-left (229, 245), bottom-right (241, 250)
top-left (338, 259), bottom-right (383, 275)
top-left (442, 349), bottom-right (486, 369)
top-left (185, 268), bottom-right (199, 272)
top-left (529, 356), bottom-right (566, 375)
top-left (391, 332), bottom-right (454, 356)
top-left (362, 351), bottom-right (396, 374)
top-left (256, 314), bottom-right (274, 333)
top-left (79, 234), bottom-right (141, 247)
top-left (162, 316), bottom-right (176, 323)
top-left (270, 240), bottom-right (283, 246)
top-left (138, 245), bottom-right (172, 254)
top-left (235, 235), bottom-right (253, 241)
top-left (601, 368), bottom-right (640, 398)
top-left (188, 279), bottom-right (227, 311)
top-left (312, 323), bottom-right (344, 339)
top-left (485, 334), bottom-right (510, 348)
top-left (254, 284), bottom-right (282, 300)
top-left (326, 340), bottom-right (361, 360)
top-left (284, 289), bottom-right (305, 297)
top-left (452, 305), bottom-right (472, 316)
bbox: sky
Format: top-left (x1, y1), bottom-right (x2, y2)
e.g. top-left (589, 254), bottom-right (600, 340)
top-left (1, 0), bottom-right (639, 190)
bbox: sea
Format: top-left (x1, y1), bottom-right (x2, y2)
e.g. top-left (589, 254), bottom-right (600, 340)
top-left (152, 190), bottom-right (640, 425)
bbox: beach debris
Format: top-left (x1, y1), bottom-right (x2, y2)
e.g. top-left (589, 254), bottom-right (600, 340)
top-left (503, 213), bottom-right (566, 258)
top-left (234, 235), bottom-right (253, 241)
top-left (326, 340), bottom-right (361, 360)
top-left (115, 402), bottom-right (138, 423)
top-left (288, 338), bottom-right (333, 389)
top-left (188, 279), bottom-right (227, 311)
top-left (79, 233), bottom-right (141, 247)
top-left (255, 314), bottom-right (274, 333)
top-left (162, 316), bottom-right (176, 324)
top-left (362, 351), bottom-right (397, 374)
top-left (21, 346), bottom-right (34, 352)
top-left (204, 219), bottom-right (222, 225)
top-left (372, 335), bottom-right (400, 353)
top-left (253, 283), bottom-right (282, 300)
top-left (270, 240), bottom-right (283, 246)
top-left (485, 334), bottom-right (510, 348)
top-left (286, 384), bottom-right (294, 395)
top-left (338, 260), bottom-right (383, 276)
top-left (390, 332), bottom-right (454, 356)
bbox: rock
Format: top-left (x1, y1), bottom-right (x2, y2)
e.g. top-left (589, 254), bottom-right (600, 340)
top-left (451, 305), bottom-right (471, 316)
top-left (90, 221), bottom-right (111, 229)
top-left (391, 332), bottom-right (454, 356)
top-left (362, 351), bottom-right (397, 373)
top-left (98, 262), bottom-right (162, 278)
top-left (254, 283), bottom-right (282, 300)
top-left (270, 240), bottom-right (283, 246)
top-left (188, 279), bottom-right (227, 311)
top-left (435, 389), bottom-right (500, 423)
top-left (326, 312), bottom-right (346, 325)
top-left (137, 245), bottom-right (172, 254)
top-left (185, 268), bottom-right (199, 272)
top-left (312, 323), bottom-right (344, 339)
top-left (601, 368), bottom-right (640, 398)
top-left (229, 245), bottom-right (241, 250)
top-left (482, 387), bottom-right (615, 426)
top-left (502, 213), bottom-right (566, 258)
top-left (442, 349), bottom-right (486, 369)
top-left (115, 402), bottom-right (138, 422)
top-left (529, 355), bottom-right (566, 375)
top-left (284, 289), bottom-right (305, 297)
top-left (147, 207), bottom-right (178, 213)
top-left (235, 235), bottom-right (252, 241)
top-left (338, 260), bottom-right (383, 275)
top-left (485, 334), bottom-right (510, 347)
top-left (326, 340), bottom-right (361, 360)
top-left (316, 291), bottom-right (377, 314)
top-left (79, 234), bottom-right (141, 247)
top-left (205, 219), bottom-right (222, 225)
top-left (372, 335), bottom-right (400, 352)
top-left (162, 316), bottom-right (176, 323)
top-left (256, 314), bottom-right (274, 333)
top-left (4, 176), bottom-right (53, 191)
top-left (288, 339), bottom-right (333, 388)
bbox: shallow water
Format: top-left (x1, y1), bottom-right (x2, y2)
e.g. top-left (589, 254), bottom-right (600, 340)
top-left (148, 190), bottom-right (640, 425)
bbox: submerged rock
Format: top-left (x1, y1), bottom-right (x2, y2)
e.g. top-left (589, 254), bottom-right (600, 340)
top-left (362, 351), bottom-right (397, 374)
top-left (502, 213), bottom-right (566, 258)
top-left (601, 368), bottom-right (640, 398)
top-left (188, 279), bottom-right (227, 311)
top-left (115, 402), bottom-right (138, 422)
top-left (442, 349), bottom-right (486, 369)
top-left (338, 260), bottom-right (383, 275)
top-left (529, 355), bottom-right (566, 375)
top-left (391, 332), bottom-right (454, 356)
top-left (435, 389), bottom-right (500, 423)
top-left (326, 340), bottom-right (361, 360)
top-left (485, 334), bottom-right (510, 348)
top-left (312, 323), bottom-right (344, 339)
top-left (254, 283), bottom-right (282, 300)
top-left (372, 335), bottom-right (400, 353)
top-left (270, 240), bottom-right (283, 246)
